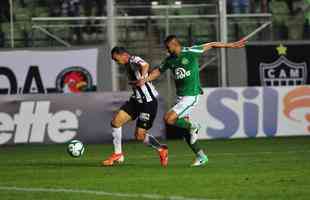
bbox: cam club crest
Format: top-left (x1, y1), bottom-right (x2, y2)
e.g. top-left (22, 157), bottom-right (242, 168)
top-left (259, 44), bottom-right (307, 86)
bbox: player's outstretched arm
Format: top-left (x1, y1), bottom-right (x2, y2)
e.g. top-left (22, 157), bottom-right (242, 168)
top-left (202, 39), bottom-right (247, 52)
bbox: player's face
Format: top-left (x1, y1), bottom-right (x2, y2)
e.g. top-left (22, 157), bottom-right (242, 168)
top-left (166, 39), bottom-right (182, 56)
top-left (112, 53), bottom-right (128, 65)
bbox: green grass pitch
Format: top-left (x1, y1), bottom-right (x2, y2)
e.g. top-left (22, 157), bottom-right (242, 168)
top-left (0, 136), bottom-right (310, 200)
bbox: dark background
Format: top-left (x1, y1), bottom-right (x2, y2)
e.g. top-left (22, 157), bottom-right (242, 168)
top-left (246, 44), bottom-right (310, 86)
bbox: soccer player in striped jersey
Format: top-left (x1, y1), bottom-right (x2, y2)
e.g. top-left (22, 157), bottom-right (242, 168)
top-left (133, 35), bottom-right (246, 167)
top-left (102, 47), bottom-right (168, 167)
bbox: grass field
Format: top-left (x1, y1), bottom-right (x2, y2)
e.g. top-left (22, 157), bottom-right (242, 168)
top-left (0, 136), bottom-right (310, 200)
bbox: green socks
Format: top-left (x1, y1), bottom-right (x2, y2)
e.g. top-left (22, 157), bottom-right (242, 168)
top-left (174, 117), bottom-right (201, 155)
top-left (183, 131), bottom-right (201, 154)
top-left (175, 118), bottom-right (192, 131)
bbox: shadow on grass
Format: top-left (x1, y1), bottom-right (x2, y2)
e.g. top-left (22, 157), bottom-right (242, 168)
top-left (0, 160), bottom-right (145, 169)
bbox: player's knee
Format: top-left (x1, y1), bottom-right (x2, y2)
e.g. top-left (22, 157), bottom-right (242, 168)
top-left (135, 131), bottom-right (146, 141)
top-left (111, 118), bottom-right (122, 128)
top-left (164, 113), bottom-right (176, 125)
top-left (111, 111), bottom-right (128, 128)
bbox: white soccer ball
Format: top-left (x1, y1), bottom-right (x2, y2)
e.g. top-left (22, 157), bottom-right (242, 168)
top-left (67, 140), bottom-right (85, 158)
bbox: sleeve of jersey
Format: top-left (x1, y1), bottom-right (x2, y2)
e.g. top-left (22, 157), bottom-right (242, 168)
top-left (159, 59), bottom-right (170, 73)
top-left (132, 56), bottom-right (147, 66)
top-left (188, 45), bottom-right (204, 56)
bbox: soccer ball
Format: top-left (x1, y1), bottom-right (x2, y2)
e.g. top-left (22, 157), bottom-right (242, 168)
top-left (67, 140), bottom-right (85, 158)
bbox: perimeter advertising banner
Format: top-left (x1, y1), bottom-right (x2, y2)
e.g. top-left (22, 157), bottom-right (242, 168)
top-left (192, 86), bottom-right (310, 139)
top-left (0, 48), bottom-right (98, 94)
top-left (246, 44), bottom-right (310, 86)
top-left (0, 92), bottom-right (165, 145)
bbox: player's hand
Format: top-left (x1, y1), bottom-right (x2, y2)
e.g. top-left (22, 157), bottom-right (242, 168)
top-left (135, 78), bottom-right (146, 87)
top-left (229, 39), bottom-right (247, 48)
top-left (129, 78), bottom-right (146, 87)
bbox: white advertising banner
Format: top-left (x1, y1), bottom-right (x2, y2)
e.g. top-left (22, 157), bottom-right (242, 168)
top-left (192, 86), bottom-right (310, 139)
top-left (0, 48), bottom-right (98, 94)
top-left (0, 92), bottom-right (166, 145)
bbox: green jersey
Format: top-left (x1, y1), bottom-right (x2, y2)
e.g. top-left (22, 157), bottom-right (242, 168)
top-left (159, 45), bottom-right (204, 96)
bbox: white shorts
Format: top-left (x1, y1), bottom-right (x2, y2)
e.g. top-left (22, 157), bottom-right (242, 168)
top-left (170, 96), bottom-right (199, 118)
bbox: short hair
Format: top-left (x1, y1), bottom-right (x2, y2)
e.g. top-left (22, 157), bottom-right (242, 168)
top-left (164, 35), bottom-right (180, 46)
top-left (111, 46), bottom-right (128, 58)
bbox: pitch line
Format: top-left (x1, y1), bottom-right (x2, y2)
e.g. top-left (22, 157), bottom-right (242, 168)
top-left (0, 186), bottom-right (220, 200)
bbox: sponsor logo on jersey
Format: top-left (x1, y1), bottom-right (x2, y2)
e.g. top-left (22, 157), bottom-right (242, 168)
top-left (0, 101), bottom-right (79, 145)
top-left (260, 44), bottom-right (307, 86)
top-left (139, 113), bottom-right (150, 122)
top-left (175, 67), bottom-right (191, 80)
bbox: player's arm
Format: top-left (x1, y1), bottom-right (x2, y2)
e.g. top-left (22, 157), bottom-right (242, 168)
top-left (146, 68), bottom-right (161, 82)
top-left (139, 62), bottom-right (150, 80)
top-left (133, 58), bottom-right (168, 87)
top-left (128, 56), bottom-right (150, 87)
top-left (202, 39), bottom-right (247, 52)
top-left (133, 67), bottom-right (161, 87)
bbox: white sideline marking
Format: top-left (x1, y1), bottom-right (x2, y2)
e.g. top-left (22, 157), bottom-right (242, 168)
top-left (0, 186), bottom-right (219, 200)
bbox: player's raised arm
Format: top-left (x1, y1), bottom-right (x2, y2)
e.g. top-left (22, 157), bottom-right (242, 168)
top-left (201, 39), bottom-right (247, 52)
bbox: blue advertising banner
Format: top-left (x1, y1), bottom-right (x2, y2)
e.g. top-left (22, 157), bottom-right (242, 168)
top-left (192, 86), bottom-right (310, 139)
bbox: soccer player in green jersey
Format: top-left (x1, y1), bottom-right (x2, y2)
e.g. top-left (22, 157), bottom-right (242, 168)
top-left (133, 35), bottom-right (246, 166)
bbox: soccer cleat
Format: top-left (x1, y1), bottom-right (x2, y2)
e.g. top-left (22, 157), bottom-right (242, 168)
top-left (190, 123), bottom-right (201, 144)
top-left (102, 153), bottom-right (124, 166)
top-left (191, 154), bottom-right (208, 167)
top-left (158, 145), bottom-right (168, 167)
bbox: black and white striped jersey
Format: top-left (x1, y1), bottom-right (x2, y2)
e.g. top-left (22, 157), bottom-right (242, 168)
top-left (125, 56), bottom-right (158, 103)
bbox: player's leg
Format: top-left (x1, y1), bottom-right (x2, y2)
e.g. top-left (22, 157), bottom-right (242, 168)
top-left (134, 127), bottom-right (168, 167)
top-left (102, 99), bottom-right (137, 166)
top-left (136, 100), bottom-right (168, 167)
top-left (111, 110), bottom-right (132, 153)
top-left (135, 127), bottom-right (160, 149)
top-left (165, 111), bottom-right (202, 154)
top-left (102, 110), bottom-right (132, 166)
top-left (165, 96), bottom-right (208, 167)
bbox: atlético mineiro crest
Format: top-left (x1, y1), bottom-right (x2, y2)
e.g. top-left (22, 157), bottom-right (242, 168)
top-left (259, 44), bottom-right (307, 86)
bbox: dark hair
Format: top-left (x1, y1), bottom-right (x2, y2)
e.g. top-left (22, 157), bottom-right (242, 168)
top-left (164, 35), bottom-right (179, 46)
top-left (111, 46), bottom-right (128, 58)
